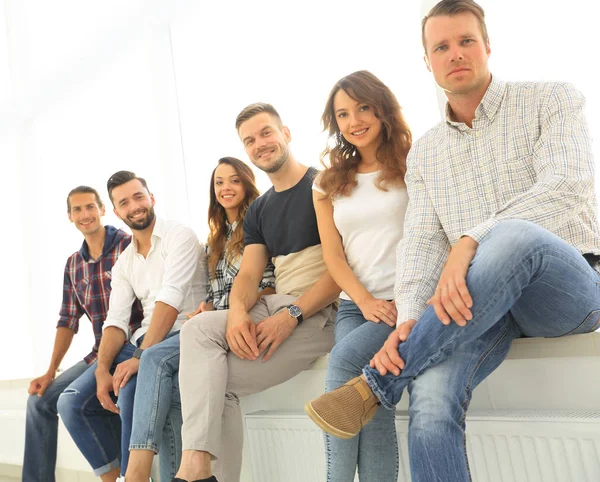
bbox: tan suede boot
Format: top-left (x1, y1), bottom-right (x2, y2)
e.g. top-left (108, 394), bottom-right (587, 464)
top-left (304, 376), bottom-right (380, 439)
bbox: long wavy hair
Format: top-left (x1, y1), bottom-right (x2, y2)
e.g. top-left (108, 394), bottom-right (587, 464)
top-left (318, 70), bottom-right (412, 198)
top-left (207, 157), bottom-right (260, 277)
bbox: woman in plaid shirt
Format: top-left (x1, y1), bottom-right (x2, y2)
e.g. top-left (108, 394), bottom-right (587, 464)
top-left (124, 157), bottom-right (274, 482)
top-left (192, 156), bottom-right (276, 313)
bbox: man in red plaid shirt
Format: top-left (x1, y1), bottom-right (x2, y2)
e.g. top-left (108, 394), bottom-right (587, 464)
top-left (23, 185), bottom-right (142, 482)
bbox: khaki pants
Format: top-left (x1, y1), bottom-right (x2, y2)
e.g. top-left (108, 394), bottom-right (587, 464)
top-left (179, 293), bottom-right (335, 482)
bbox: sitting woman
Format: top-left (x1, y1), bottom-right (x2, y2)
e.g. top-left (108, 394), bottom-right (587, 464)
top-left (310, 70), bottom-right (411, 481)
top-left (124, 157), bottom-right (275, 482)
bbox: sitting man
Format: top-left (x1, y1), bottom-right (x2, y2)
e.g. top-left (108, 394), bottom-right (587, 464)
top-left (173, 103), bottom-right (340, 482)
top-left (306, 1), bottom-right (600, 481)
top-left (23, 185), bottom-right (141, 482)
top-left (58, 171), bottom-right (207, 482)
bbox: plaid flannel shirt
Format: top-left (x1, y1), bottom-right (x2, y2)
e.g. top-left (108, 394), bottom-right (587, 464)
top-left (206, 221), bottom-right (276, 310)
top-left (395, 76), bottom-right (600, 324)
top-left (57, 225), bottom-right (143, 364)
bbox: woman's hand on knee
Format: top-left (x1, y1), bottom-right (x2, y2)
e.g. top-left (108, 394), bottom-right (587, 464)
top-left (357, 297), bottom-right (397, 327)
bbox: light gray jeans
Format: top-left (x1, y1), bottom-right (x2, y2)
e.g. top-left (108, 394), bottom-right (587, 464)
top-left (179, 293), bottom-right (335, 482)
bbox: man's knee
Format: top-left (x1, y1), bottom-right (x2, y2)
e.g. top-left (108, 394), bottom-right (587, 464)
top-left (487, 220), bottom-right (551, 250)
top-left (181, 310), bottom-right (226, 347)
top-left (475, 219), bottom-right (562, 267)
top-left (56, 386), bottom-right (81, 423)
top-left (27, 392), bottom-right (50, 417)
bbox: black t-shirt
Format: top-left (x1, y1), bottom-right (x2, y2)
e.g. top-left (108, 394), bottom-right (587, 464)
top-left (244, 167), bottom-right (320, 256)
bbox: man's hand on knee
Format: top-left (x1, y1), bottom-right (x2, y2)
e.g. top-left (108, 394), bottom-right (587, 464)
top-left (95, 368), bottom-right (119, 414)
top-left (428, 236), bottom-right (478, 326)
top-left (255, 310), bottom-right (298, 362)
top-left (226, 312), bottom-right (259, 360)
top-left (29, 372), bottom-right (54, 397)
top-left (112, 358), bottom-right (139, 395)
top-left (369, 320), bottom-right (415, 376)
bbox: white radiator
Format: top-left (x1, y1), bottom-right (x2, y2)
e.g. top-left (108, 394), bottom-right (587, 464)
top-left (244, 410), bottom-right (600, 482)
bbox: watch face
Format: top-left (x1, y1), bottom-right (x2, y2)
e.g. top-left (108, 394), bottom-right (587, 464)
top-left (288, 305), bottom-right (302, 318)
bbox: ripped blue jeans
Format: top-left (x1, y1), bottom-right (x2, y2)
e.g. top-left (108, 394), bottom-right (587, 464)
top-left (57, 341), bottom-right (137, 476)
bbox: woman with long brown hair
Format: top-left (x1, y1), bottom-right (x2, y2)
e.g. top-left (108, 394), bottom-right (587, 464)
top-left (124, 157), bottom-right (274, 482)
top-left (194, 156), bottom-right (275, 313)
top-left (309, 70), bottom-right (412, 481)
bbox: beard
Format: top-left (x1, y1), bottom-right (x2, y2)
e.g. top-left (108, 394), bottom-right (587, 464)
top-left (254, 144), bottom-right (290, 174)
top-left (123, 206), bottom-right (156, 231)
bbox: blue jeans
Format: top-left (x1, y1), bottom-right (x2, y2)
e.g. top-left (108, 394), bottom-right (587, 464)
top-left (22, 361), bottom-right (90, 482)
top-left (130, 332), bottom-right (182, 482)
top-left (57, 341), bottom-right (138, 476)
top-left (362, 220), bottom-right (600, 482)
top-left (326, 300), bottom-right (398, 482)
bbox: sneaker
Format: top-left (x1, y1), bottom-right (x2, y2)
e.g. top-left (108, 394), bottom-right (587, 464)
top-left (305, 376), bottom-right (380, 439)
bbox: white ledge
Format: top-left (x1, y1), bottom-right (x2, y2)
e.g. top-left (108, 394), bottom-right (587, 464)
top-left (306, 331), bottom-right (600, 370)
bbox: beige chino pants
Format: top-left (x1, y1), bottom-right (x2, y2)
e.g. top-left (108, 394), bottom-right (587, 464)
top-left (179, 293), bottom-right (335, 482)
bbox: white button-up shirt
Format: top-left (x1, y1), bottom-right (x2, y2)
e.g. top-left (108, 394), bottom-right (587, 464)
top-left (396, 76), bottom-right (600, 324)
top-left (103, 217), bottom-right (207, 345)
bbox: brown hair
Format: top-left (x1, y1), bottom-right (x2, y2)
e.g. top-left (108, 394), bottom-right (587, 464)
top-left (235, 102), bottom-right (283, 131)
top-left (106, 170), bottom-right (150, 205)
top-left (67, 186), bottom-right (103, 213)
top-left (207, 157), bottom-right (260, 277)
top-left (422, 0), bottom-right (488, 53)
top-left (318, 70), bottom-right (411, 198)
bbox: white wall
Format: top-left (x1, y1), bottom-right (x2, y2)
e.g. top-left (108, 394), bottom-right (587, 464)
top-left (1, 0), bottom-right (598, 381)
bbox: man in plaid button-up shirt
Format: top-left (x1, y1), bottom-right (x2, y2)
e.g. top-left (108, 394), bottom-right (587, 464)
top-left (23, 186), bottom-right (142, 482)
top-left (306, 1), bottom-right (600, 481)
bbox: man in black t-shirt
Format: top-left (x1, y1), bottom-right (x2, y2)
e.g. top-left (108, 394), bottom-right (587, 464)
top-left (173, 103), bottom-right (339, 482)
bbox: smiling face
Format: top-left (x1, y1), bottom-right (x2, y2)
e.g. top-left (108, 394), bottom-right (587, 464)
top-left (424, 11), bottom-right (491, 97)
top-left (213, 162), bottom-right (246, 214)
top-left (333, 88), bottom-right (383, 154)
top-left (238, 112), bottom-right (291, 174)
top-left (68, 192), bottom-right (105, 235)
top-left (111, 179), bottom-right (156, 231)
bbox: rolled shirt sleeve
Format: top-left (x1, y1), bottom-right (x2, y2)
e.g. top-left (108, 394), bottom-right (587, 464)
top-left (155, 225), bottom-right (202, 312)
top-left (395, 157), bottom-right (451, 324)
top-left (102, 255), bottom-right (137, 340)
top-left (56, 260), bottom-right (85, 332)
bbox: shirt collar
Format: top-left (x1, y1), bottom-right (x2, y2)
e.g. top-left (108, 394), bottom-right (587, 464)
top-left (227, 220), bottom-right (238, 234)
top-left (445, 75), bottom-right (506, 128)
top-left (132, 216), bottom-right (164, 255)
top-left (79, 225), bottom-right (117, 262)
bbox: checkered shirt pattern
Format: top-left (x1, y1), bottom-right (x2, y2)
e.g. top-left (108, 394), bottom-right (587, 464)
top-left (206, 222), bottom-right (276, 310)
top-left (57, 227), bottom-right (143, 363)
top-left (395, 76), bottom-right (600, 324)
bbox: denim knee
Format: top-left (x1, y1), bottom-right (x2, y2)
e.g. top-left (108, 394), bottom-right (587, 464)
top-left (328, 342), bottom-right (365, 376)
top-left (56, 388), bottom-right (79, 426)
top-left (117, 380), bottom-right (136, 414)
top-left (486, 220), bottom-right (555, 253)
top-left (139, 341), bottom-right (177, 375)
top-left (27, 393), bottom-right (49, 417)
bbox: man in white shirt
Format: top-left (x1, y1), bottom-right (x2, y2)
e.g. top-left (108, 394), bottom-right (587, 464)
top-left (306, 1), bottom-right (600, 481)
top-left (58, 171), bottom-right (207, 482)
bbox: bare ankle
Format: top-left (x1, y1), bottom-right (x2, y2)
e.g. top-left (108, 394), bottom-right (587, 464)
top-left (176, 450), bottom-right (212, 480)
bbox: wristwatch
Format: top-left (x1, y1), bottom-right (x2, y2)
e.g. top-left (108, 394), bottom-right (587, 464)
top-left (287, 304), bottom-right (304, 324)
top-left (132, 347), bottom-right (144, 359)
